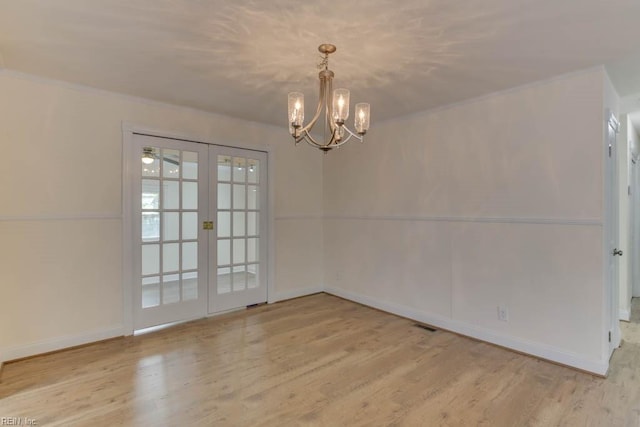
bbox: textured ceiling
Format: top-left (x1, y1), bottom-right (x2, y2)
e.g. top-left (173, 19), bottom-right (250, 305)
top-left (1, 0), bottom-right (640, 127)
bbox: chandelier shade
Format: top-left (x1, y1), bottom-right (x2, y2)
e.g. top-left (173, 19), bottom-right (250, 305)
top-left (288, 44), bottom-right (370, 152)
top-left (288, 92), bottom-right (304, 134)
top-left (355, 103), bottom-right (370, 134)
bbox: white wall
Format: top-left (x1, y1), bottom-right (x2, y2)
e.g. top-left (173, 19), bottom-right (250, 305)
top-left (0, 70), bottom-right (323, 362)
top-left (324, 67), bottom-right (610, 374)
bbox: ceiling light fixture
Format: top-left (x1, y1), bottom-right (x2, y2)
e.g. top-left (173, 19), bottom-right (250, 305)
top-left (141, 147), bottom-right (155, 164)
top-left (288, 44), bottom-right (370, 152)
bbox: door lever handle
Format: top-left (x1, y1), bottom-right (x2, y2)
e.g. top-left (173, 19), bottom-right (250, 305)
top-left (613, 248), bottom-right (623, 256)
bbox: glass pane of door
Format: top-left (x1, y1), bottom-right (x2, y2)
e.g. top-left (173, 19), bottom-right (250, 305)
top-left (141, 147), bottom-right (199, 308)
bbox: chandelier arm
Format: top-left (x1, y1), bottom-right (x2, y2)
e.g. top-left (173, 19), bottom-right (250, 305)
top-left (294, 130), bottom-right (315, 145)
top-left (334, 134), bottom-right (353, 146)
top-left (295, 123), bottom-right (361, 151)
top-left (340, 125), bottom-right (364, 142)
top-left (294, 130), bottom-right (319, 146)
top-left (297, 129), bottom-right (337, 149)
top-left (324, 127), bottom-right (363, 149)
top-left (325, 75), bottom-right (338, 135)
top-left (329, 133), bottom-right (355, 148)
top-left (298, 74), bottom-right (328, 136)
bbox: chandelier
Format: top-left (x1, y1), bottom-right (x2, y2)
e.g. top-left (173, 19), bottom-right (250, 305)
top-left (288, 44), bottom-right (370, 152)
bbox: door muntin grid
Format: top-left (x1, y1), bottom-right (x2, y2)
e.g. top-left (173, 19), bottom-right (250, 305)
top-left (216, 155), bottom-right (261, 295)
top-left (141, 146), bottom-right (200, 308)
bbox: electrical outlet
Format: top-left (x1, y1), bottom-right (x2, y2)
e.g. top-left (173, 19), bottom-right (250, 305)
top-left (497, 305), bottom-right (509, 322)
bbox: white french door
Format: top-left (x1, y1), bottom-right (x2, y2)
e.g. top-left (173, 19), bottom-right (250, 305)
top-left (209, 146), bottom-right (268, 313)
top-left (131, 133), bottom-right (268, 330)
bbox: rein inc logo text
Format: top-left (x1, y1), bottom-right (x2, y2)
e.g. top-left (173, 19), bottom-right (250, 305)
top-left (1, 418), bottom-right (37, 426)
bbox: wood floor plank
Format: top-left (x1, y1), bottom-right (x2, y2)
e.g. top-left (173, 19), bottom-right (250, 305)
top-left (1, 293), bottom-right (640, 426)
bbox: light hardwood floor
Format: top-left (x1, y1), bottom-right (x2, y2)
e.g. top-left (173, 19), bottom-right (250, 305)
top-left (1, 294), bottom-right (639, 426)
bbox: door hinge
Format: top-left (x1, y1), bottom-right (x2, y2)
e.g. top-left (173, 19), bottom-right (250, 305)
top-left (609, 145), bottom-right (612, 157)
top-left (629, 185), bottom-right (631, 196)
top-left (609, 331), bottom-right (612, 342)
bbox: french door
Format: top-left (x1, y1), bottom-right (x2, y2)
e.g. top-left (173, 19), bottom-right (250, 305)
top-left (209, 146), bottom-right (268, 313)
top-left (132, 134), bottom-right (268, 330)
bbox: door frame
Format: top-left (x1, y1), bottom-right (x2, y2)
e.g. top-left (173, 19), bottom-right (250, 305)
top-left (121, 123), bottom-right (276, 335)
top-left (633, 153), bottom-right (640, 298)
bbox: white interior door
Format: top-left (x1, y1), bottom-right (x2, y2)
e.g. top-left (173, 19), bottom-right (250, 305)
top-left (209, 146), bottom-right (268, 313)
top-left (133, 134), bottom-right (209, 329)
top-left (606, 112), bottom-right (621, 355)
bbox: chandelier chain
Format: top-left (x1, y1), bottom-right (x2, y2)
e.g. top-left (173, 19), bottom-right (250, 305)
top-left (317, 54), bottom-right (329, 71)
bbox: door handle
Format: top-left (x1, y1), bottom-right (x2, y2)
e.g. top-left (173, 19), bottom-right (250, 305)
top-left (613, 248), bottom-right (623, 256)
top-left (202, 221), bottom-right (214, 230)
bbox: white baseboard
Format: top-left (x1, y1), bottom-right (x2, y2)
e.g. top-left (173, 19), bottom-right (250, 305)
top-left (325, 286), bottom-right (609, 376)
top-left (270, 286), bottom-right (323, 303)
top-left (0, 289), bottom-right (315, 363)
top-left (619, 309), bottom-right (631, 322)
top-left (2, 326), bottom-right (124, 363)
